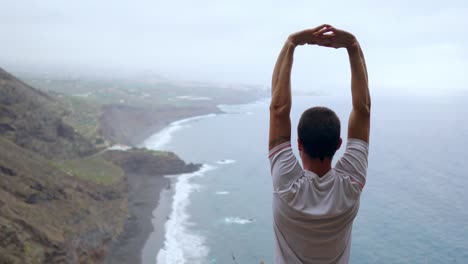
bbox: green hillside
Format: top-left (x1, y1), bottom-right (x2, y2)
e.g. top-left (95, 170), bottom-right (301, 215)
top-left (0, 68), bottom-right (97, 159)
top-left (0, 137), bottom-right (127, 264)
top-left (0, 67), bottom-right (205, 263)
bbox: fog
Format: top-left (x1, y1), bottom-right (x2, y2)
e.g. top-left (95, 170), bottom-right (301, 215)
top-left (1, 0), bottom-right (467, 95)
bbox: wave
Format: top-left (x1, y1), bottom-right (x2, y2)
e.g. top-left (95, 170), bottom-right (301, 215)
top-left (215, 159), bottom-right (236, 165)
top-left (217, 97), bottom-right (268, 115)
top-left (142, 114), bottom-right (217, 150)
top-left (107, 144), bottom-right (131, 151)
top-left (217, 104), bottom-right (245, 114)
top-left (176, 95), bottom-right (213, 101)
top-left (224, 217), bottom-right (255, 225)
top-left (215, 191), bottom-right (229, 195)
top-left (156, 164), bottom-right (216, 264)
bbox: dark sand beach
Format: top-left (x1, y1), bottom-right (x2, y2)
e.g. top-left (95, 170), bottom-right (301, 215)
top-left (102, 94), bottom-right (266, 264)
top-left (104, 173), bottom-right (170, 264)
top-left (103, 107), bottom-right (214, 264)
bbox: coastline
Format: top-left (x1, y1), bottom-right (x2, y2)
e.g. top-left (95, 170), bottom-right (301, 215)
top-left (141, 183), bottom-right (175, 264)
top-left (104, 97), bottom-right (267, 264)
top-left (103, 110), bottom-right (222, 264)
top-left (104, 173), bottom-right (170, 264)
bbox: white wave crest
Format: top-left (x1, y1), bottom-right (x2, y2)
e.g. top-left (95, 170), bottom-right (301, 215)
top-left (217, 98), bottom-right (267, 115)
top-left (107, 144), bottom-right (131, 151)
top-left (217, 104), bottom-right (244, 114)
top-left (224, 217), bottom-right (255, 225)
top-left (142, 114), bottom-right (217, 150)
top-left (156, 164), bottom-right (216, 264)
top-left (215, 191), bottom-right (229, 195)
top-left (176, 95), bottom-right (212, 101)
top-left (215, 159), bottom-right (236, 165)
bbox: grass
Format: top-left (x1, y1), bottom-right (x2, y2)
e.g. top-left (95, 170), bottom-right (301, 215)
top-left (57, 95), bottom-right (103, 143)
top-left (22, 76), bottom-right (265, 110)
top-left (53, 155), bottom-right (124, 185)
top-left (129, 147), bottom-right (174, 157)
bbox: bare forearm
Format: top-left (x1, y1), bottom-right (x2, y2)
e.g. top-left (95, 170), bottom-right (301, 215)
top-left (270, 39), bottom-right (296, 115)
top-left (347, 41), bottom-right (370, 114)
top-left (268, 38), bottom-right (295, 149)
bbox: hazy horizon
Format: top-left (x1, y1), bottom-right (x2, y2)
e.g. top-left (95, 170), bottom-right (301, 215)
top-left (1, 0), bottom-right (467, 95)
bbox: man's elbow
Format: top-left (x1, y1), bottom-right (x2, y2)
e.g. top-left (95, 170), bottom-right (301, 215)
top-left (354, 101), bottom-right (371, 116)
top-left (270, 103), bottom-right (291, 118)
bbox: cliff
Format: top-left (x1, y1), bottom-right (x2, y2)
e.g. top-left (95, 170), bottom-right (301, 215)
top-left (0, 137), bottom-right (127, 264)
top-left (0, 68), bottom-right (96, 159)
top-left (102, 148), bottom-right (200, 175)
top-left (0, 68), bottom-right (201, 263)
top-left (98, 104), bottom-right (220, 146)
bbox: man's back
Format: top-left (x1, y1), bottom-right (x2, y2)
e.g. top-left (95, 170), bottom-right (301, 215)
top-left (269, 139), bottom-right (369, 264)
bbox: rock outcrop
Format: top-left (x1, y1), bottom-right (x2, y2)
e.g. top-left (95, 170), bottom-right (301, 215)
top-left (0, 138), bottom-right (127, 264)
top-left (0, 68), bottom-right (96, 159)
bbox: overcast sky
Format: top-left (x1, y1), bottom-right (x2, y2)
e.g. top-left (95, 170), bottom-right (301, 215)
top-left (1, 0), bottom-right (467, 95)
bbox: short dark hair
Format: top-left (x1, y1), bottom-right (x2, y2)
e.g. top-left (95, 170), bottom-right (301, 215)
top-left (297, 106), bottom-right (341, 161)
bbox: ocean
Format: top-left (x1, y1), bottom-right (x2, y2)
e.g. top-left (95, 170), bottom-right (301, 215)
top-left (143, 95), bottom-right (468, 264)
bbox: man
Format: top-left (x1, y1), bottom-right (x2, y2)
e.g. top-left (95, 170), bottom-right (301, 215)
top-left (268, 24), bottom-right (371, 264)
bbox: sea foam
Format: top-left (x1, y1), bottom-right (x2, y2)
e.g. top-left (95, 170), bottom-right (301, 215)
top-left (224, 217), bottom-right (255, 225)
top-left (215, 159), bottom-right (236, 165)
top-left (217, 98), bottom-right (268, 114)
top-left (108, 144), bottom-right (131, 151)
top-left (156, 164), bottom-right (216, 264)
top-left (143, 114), bottom-right (217, 150)
top-left (176, 95), bottom-right (213, 101)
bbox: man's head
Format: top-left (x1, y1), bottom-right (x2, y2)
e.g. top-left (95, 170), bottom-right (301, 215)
top-left (297, 107), bottom-right (342, 162)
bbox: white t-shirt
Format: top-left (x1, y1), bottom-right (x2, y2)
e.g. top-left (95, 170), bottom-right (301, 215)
top-left (269, 139), bottom-right (369, 264)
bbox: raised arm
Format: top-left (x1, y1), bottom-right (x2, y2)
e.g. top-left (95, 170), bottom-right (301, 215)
top-left (269, 25), bottom-right (333, 150)
top-left (318, 26), bottom-right (371, 142)
top-left (347, 40), bottom-right (371, 143)
top-left (269, 39), bottom-right (295, 150)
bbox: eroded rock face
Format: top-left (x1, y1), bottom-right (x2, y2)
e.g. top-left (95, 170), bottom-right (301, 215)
top-left (0, 123), bottom-right (15, 134)
top-left (98, 104), bottom-right (220, 146)
top-left (103, 149), bottom-right (201, 176)
top-left (0, 138), bottom-right (127, 264)
top-left (0, 165), bottom-right (16, 176)
top-left (0, 67), bottom-right (208, 264)
top-left (0, 68), bottom-right (97, 159)
top-left (57, 123), bottom-right (76, 140)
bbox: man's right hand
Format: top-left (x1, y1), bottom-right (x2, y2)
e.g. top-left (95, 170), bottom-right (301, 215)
top-left (288, 24), bottom-right (335, 46)
top-left (315, 26), bottom-right (358, 50)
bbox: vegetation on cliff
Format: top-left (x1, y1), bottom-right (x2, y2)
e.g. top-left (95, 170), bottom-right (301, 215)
top-left (0, 68), bottom-right (97, 159)
top-left (102, 148), bottom-right (201, 176)
top-left (0, 68), bottom-right (203, 263)
top-left (20, 72), bottom-right (267, 146)
top-left (0, 137), bottom-right (127, 264)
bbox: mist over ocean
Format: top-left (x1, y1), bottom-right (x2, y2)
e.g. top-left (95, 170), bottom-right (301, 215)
top-left (143, 95), bottom-right (468, 264)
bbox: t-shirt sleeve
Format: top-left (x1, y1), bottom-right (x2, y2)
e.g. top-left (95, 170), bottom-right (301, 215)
top-left (335, 138), bottom-right (369, 191)
top-left (268, 142), bottom-right (303, 192)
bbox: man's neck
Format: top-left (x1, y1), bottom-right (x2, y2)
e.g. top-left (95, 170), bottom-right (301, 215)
top-left (302, 158), bottom-right (333, 177)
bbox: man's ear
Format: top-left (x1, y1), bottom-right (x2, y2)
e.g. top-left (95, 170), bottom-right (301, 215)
top-left (298, 138), bottom-right (303, 151)
top-left (337, 137), bottom-right (343, 150)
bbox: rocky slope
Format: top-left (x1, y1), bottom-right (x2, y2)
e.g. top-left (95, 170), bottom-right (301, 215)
top-left (0, 68), bottom-right (96, 159)
top-left (0, 137), bottom-right (127, 264)
top-left (103, 148), bottom-right (200, 175)
top-left (0, 68), bottom-right (201, 263)
top-left (98, 104), bottom-right (220, 146)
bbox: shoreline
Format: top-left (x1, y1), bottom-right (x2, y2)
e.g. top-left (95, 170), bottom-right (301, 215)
top-left (104, 98), bottom-right (266, 264)
top-left (138, 113), bottom-right (220, 264)
top-left (104, 173), bottom-right (170, 264)
top-left (141, 183), bottom-right (175, 264)
top-left (103, 110), bottom-right (222, 264)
